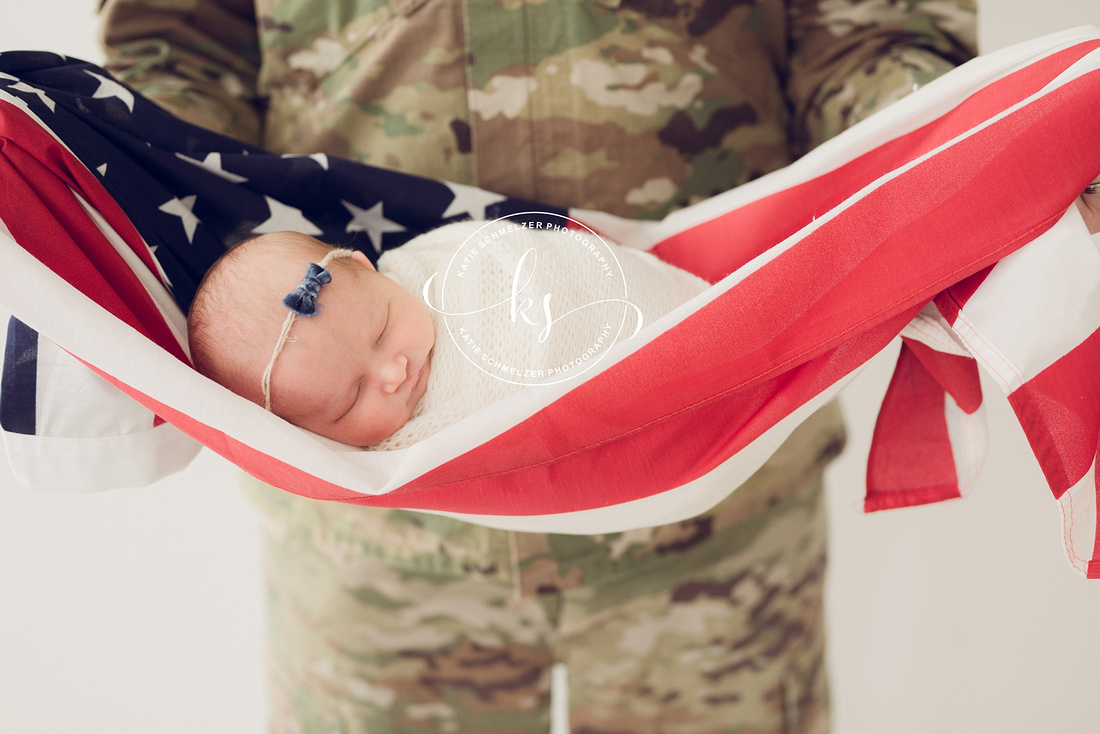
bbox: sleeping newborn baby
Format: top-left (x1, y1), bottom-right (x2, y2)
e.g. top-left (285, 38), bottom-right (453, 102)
top-left (188, 220), bottom-right (708, 449)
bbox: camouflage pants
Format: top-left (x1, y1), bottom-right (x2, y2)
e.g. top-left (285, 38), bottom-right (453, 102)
top-left (245, 466), bottom-right (830, 734)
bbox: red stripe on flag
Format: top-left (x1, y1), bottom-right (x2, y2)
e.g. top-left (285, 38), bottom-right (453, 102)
top-left (1008, 327), bottom-right (1100, 498)
top-left (865, 341), bottom-right (963, 511)
top-left (0, 100), bottom-right (185, 364)
top-left (934, 266), bottom-right (993, 326)
top-left (82, 312), bottom-right (912, 513)
top-left (905, 338), bottom-right (982, 414)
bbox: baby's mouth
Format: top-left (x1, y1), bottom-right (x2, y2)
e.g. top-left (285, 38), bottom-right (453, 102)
top-left (407, 358), bottom-right (429, 400)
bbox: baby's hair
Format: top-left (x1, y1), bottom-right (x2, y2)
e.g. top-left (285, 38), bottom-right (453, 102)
top-left (188, 231), bottom-right (359, 403)
top-left (188, 236), bottom-right (268, 387)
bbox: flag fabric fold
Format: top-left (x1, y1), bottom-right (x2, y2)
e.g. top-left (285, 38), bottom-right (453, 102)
top-left (2, 28), bottom-right (1100, 576)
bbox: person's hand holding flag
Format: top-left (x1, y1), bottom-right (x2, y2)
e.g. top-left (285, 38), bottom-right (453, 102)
top-left (1077, 179), bottom-right (1100, 232)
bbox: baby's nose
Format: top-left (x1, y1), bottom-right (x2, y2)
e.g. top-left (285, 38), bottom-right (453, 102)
top-left (379, 354), bottom-right (408, 394)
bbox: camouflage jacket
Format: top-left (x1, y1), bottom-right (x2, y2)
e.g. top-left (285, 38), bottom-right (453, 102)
top-left (97, 0), bottom-right (975, 560)
top-left (100, 0), bottom-right (977, 221)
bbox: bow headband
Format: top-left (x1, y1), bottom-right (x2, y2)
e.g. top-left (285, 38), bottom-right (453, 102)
top-left (261, 247), bottom-right (356, 411)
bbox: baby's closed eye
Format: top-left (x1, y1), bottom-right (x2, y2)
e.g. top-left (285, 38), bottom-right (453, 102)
top-left (376, 302), bottom-right (392, 346)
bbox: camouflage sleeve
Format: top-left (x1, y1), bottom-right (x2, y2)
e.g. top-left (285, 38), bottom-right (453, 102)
top-left (98, 0), bottom-right (264, 145)
top-left (786, 0), bottom-right (978, 156)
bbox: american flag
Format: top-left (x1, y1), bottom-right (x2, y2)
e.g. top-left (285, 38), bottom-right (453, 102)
top-left (2, 29), bottom-right (1099, 576)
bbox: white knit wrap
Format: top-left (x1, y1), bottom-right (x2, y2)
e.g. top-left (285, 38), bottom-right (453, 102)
top-left (369, 221), bottom-right (708, 450)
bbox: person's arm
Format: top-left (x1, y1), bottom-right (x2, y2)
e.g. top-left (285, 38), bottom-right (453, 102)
top-left (786, 0), bottom-right (978, 156)
top-left (98, 0), bottom-right (263, 144)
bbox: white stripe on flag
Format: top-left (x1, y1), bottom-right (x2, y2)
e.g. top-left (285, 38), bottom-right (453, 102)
top-left (1057, 465), bottom-right (1099, 577)
top-left (901, 304), bottom-right (972, 358)
top-left (954, 207), bottom-right (1100, 394)
top-left (68, 187), bottom-right (187, 354)
top-left (944, 387), bottom-right (987, 499)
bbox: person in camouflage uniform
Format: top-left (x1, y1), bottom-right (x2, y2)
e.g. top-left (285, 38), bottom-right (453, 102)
top-left (99, 1), bottom-right (976, 731)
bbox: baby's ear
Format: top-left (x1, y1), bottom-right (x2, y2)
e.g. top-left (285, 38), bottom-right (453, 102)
top-left (350, 250), bottom-right (376, 270)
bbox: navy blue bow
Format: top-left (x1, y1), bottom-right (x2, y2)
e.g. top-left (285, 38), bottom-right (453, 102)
top-left (283, 262), bottom-right (332, 317)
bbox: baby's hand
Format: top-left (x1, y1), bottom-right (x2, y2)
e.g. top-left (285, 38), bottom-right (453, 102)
top-left (1076, 180), bottom-right (1100, 234)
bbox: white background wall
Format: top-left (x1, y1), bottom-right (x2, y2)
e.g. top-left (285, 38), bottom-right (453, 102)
top-left (1, 2), bottom-right (1099, 732)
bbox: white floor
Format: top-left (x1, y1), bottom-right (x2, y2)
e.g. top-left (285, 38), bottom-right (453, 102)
top-left (2, 2), bottom-right (1100, 731)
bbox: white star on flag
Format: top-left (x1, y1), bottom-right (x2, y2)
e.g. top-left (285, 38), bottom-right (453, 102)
top-left (281, 153), bottom-right (330, 170)
top-left (175, 152), bottom-right (248, 183)
top-left (341, 199), bottom-right (406, 253)
top-left (9, 82), bottom-right (55, 112)
top-left (441, 181), bottom-right (507, 220)
top-left (253, 196), bottom-right (322, 235)
top-left (158, 195), bottom-right (200, 243)
top-left (84, 71), bottom-right (134, 112)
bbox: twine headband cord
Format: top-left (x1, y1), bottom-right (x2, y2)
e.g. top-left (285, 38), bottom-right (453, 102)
top-left (261, 248), bottom-right (357, 411)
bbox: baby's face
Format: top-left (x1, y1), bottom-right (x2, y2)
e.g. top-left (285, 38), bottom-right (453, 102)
top-left (268, 249), bottom-right (435, 446)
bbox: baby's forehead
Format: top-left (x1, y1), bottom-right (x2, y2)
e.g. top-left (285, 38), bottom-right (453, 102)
top-left (236, 237), bottom-right (326, 286)
top-left (250, 235), bottom-right (323, 266)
